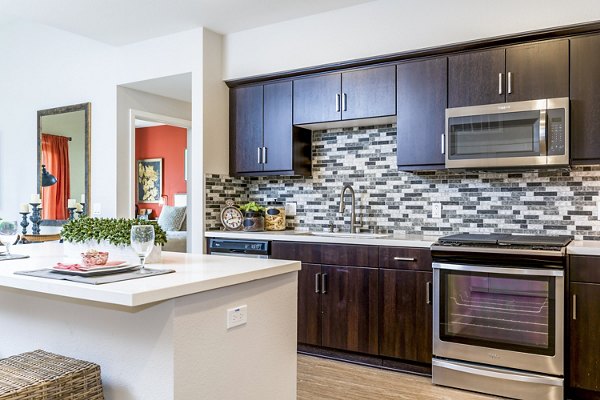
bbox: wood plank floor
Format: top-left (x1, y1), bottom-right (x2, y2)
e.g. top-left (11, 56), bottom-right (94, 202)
top-left (298, 355), bottom-right (501, 400)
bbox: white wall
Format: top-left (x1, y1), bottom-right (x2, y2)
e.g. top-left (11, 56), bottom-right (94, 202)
top-left (223, 0), bottom-right (600, 80)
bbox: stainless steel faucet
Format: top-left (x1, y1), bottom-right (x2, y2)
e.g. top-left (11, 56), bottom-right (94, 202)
top-left (339, 183), bottom-right (357, 233)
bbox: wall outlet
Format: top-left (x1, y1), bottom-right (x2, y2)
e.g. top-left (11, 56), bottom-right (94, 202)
top-left (285, 202), bottom-right (297, 216)
top-left (227, 305), bottom-right (247, 329)
top-left (432, 203), bottom-right (442, 219)
top-left (92, 203), bottom-right (102, 216)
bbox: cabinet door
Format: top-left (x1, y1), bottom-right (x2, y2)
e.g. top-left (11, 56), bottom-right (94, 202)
top-left (293, 74), bottom-right (341, 125)
top-left (321, 265), bottom-right (379, 355)
top-left (297, 263), bottom-right (322, 346)
top-left (570, 282), bottom-right (600, 392)
top-left (571, 34), bottom-right (600, 164)
top-left (448, 48), bottom-right (505, 107)
top-left (341, 65), bottom-right (396, 120)
top-left (264, 81), bottom-right (293, 172)
top-left (380, 269), bottom-right (432, 363)
top-left (396, 57), bottom-right (446, 169)
top-left (230, 85), bottom-right (263, 173)
top-left (505, 39), bottom-right (568, 102)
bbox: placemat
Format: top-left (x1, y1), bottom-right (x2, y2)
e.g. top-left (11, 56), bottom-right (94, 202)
top-left (0, 254), bottom-right (30, 261)
top-left (15, 267), bottom-right (174, 285)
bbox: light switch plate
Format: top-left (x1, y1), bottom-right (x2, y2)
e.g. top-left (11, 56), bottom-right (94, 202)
top-left (285, 202), bottom-right (297, 216)
top-left (432, 203), bottom-right (442, 219)
top-left (92, 203), bottom-right (102, 216)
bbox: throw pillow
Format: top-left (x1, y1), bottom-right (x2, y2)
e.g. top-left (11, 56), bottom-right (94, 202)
top-left (158, 206), bottom-right (186, 232)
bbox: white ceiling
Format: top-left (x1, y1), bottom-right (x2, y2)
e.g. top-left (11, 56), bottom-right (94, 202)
top-left (0, 0), bottom-right (376, 46)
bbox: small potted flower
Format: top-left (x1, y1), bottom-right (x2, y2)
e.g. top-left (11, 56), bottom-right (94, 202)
top-left (238, 202), bottom-right (265, 232)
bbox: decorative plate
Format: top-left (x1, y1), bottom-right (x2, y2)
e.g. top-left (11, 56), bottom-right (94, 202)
top-left (220, 200), bottom-right (244, 231)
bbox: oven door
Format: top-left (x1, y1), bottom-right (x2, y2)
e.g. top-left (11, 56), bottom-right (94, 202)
top-left (433, 262), bottom-right (564, 376)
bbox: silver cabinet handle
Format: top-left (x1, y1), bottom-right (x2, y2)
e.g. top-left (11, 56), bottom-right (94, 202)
top-left (315, 273), bottom-right (321, 293)
top-left (321, 273), bottom-right (327, 294)
top-left (441, 133), bottom-right (445, 155)
top-left (257, 147), bottom-right (262, 164)
top-left (262, 147), bottom-right (267, 164)
top-left (335, 94), bottom-right (341, 112)
top-left (342, 93), bottom-right (347, 111)
top-left (426, 281), bottom-right (431, 305)
top-left (573, 294), bottom-right (577, 320)
top-left (507, 72), bottom-right (512, 94)
top-left (498, 73), bottom-right (503, 95)
top-left (394, 257), bottom-right (416, 262)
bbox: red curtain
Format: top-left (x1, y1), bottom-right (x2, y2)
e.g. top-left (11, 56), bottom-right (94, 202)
top-left (41, 134), bottom-right (70, 220)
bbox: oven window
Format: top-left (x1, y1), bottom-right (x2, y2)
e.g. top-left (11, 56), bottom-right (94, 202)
top-left (439, 270), bottom-right (555, 355)
top-left (448, 110), bottom-right (541, 160)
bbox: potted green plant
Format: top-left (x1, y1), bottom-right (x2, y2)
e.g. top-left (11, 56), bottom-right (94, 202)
top-left (238, 202), bottom-right (265, 232)
top-left (61, 218), bottom-right (168, 263)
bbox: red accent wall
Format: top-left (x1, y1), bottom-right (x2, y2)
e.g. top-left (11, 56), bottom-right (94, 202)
top-left (135, 125), bottom-right (187, 218)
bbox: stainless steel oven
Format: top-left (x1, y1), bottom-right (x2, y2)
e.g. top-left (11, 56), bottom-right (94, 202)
top-left (445, 97), bottom-right (569, 169)
top-left (431, 233), bottom-right (570, 400)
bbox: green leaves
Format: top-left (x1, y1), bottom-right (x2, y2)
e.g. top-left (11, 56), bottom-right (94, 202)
top-left (61, 218), bottom-right (167, 247)
top-left (238, 202), bottom-right (265, 213)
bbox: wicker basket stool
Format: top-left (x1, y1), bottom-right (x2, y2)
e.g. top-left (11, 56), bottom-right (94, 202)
top-left (0, 350), bottom-right (104, 400)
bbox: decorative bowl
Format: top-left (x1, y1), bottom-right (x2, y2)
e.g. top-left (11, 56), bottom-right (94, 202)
top-left (81, 250), bottom-right (109, 267)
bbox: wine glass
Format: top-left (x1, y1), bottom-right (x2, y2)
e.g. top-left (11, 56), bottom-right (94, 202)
top-left (0, 221), bottom-right (19, 258)
top-left (130, 225), bottom-right (155, 274)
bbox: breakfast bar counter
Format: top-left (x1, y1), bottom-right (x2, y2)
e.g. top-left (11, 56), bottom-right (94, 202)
top-left (0, 242), bottom-right (300, 400)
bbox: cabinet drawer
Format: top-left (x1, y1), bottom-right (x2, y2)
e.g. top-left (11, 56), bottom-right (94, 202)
top-left (321, 244), bottom-right (378, 268)
top-left (272, 241), bottom-right (321, 264)
top-left (379, 247), bottom-right (432, 271)
top-left (570, 255), bottom-right (600, 284)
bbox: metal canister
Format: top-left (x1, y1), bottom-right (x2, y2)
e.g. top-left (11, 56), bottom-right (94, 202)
top-left (265, 202), bottom-right (286, 231)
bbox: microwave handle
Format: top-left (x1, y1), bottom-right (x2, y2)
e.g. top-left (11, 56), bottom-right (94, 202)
top-left (539, 108), bottom-right (547, 156)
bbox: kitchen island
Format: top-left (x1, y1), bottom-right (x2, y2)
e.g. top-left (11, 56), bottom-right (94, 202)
top-left (0, 242), bottom-right (300, 400)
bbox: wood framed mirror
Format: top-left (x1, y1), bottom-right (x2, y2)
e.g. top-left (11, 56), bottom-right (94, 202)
top-left (37, 102), bottom-right (91, 226)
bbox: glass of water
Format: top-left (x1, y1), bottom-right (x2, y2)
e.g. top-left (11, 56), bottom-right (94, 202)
top-left (130, 225), bottom-right (155, 274)
top-left (0, 221), bottom-right (19, 257)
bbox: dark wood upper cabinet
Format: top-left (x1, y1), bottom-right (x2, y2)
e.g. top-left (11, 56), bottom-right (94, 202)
top-left (505, 39), bottom-right (568, 102)
top-left (448, 48), bottom-right (505, 108)
top-left (571, 34), bottom-right (600, 164)
top-left (321, 265), bottom-right (379, 355)
top-left (396, 57), bottom-right (447, 169)
top-left (230, 85), bottom-right (263, 173)
top-left (230, 81), bottom-right (311, 177)
top-left (293, 65), bottom-right (395, 125)
top-left (341, 65), bottom-right (396, 120)
top-left (293, 73), bottom-right (341, 125)
top-left (449, 39), bottom-right (568, 108)
top-left (380, 269), bottom-right (432, 363)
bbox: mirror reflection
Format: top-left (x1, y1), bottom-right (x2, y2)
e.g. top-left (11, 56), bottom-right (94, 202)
top-left (37, 103), bottom-right (90, 224)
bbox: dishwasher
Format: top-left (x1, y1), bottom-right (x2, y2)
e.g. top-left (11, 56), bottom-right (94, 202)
top-left (207, 238), bottom-right (271, 259)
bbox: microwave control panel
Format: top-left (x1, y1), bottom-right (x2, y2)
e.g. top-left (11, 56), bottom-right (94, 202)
top-left (547, 108), bottom-right (566, 156)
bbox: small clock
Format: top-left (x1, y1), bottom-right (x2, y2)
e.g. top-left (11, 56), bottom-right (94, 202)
top-left (220, 200), bottom-right (244, 231)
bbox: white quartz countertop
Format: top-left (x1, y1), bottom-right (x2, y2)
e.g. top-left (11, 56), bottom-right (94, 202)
top-left (0, 242), bottom-right (300, 307)
top-left (567, 240), bottom-right (600, 256)
top-left (205, 230), bottom-right (439, 248)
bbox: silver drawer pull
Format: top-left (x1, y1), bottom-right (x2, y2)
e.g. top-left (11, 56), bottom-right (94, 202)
top-left (394, 257), bottom-right (416, 262)
top-left (573, 294), bottom-right (577, 320)
top-left (315, 273), bottom-right (321, 293)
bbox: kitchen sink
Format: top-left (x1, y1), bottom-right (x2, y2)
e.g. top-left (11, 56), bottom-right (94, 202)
top-left (298, 231), bottom-right (391, 239)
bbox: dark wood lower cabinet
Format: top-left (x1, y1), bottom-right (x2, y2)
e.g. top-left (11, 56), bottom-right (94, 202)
top-left (570, 282), bottom-right (600, 394)
top-left (321, 265), bottom-right (379, 355)
top-left (297, 263), bottom-right (321, 346)
top-left (379, 269), bottom-right (432, 363)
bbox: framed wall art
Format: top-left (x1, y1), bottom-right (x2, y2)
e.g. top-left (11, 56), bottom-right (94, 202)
top-left (137, 158), bottom-right (162, 203)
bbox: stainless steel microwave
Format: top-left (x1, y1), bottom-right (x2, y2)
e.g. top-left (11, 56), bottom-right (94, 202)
top-left (444, 98), bottom-right (569, 169)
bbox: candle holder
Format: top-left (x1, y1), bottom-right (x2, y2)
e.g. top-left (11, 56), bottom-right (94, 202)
top-left (29, 203), bottom-right (41, 235)
top-left (19, 212), bottom-right (30, 236)
top-left (80, 202), bottom-right (86, 216)
top-left (68, 207), bottom-right (76, 221)
top-left (76, 209), bottom-right (84, 219)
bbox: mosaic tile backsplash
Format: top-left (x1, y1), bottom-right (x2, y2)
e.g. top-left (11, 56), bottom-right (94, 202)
top-left (205, 124), bottom-right (600, 241)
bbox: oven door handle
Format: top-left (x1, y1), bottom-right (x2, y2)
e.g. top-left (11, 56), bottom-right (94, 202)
top-left (432, 359), bottom-right (564, 387)
top-left (432, 262), bottom-right (564, 277)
